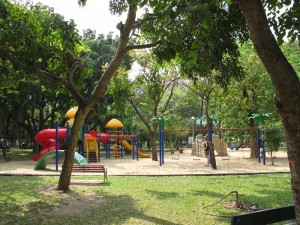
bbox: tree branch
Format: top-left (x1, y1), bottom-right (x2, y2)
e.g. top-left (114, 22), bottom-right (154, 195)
top-left (127, 95), bottom-right (152, 132)
top-left (160, 78), bottom-right (179, 114)
top-left (126, 42), bottom-right (160, 51)
top-left (0, 44), bottom-right (85, 103)
top-left (67, 60), bottom-right (85, 86)
top-left (86, 1), bottom-right (138, 107)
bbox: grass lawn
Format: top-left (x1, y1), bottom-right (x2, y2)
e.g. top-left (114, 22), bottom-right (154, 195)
top-left (0, 173), bottom-right (293, 225)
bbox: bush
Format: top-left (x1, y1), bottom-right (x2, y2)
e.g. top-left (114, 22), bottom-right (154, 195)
top-left (262, 124), bottom-right (284, 165)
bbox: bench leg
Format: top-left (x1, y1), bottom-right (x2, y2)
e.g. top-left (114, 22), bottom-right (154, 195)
top-left (104, 169), bottom-right (108, 183)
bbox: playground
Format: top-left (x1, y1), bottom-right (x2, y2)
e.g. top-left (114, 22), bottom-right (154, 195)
top-left (0, 107), bottom-right (290, 177)
top-left (29, 107), bottom-right (150, 171)
top-left (0, 147), bottom-right (290, 176)
top-left (1, 106), bottom-right (288, 177)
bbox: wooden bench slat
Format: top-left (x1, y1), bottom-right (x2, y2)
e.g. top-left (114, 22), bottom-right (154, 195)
top-left (72, 164), bottom-right (108, 183)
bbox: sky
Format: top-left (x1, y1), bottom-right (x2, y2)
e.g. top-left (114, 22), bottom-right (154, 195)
top-left (32, 0), bottom-right (127, 35)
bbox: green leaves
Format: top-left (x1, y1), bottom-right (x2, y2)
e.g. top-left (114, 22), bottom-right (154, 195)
top-left (109, 0), bottom-right (128, 15)
top-left (265, 0), bottom-right (300, 46)
top-left (152, 116), bottom-right (168, 126)
top-left (248, 113), bottom-right (272, 125)
top-left (262, 124), bottom-right (284, 153)
top-left (142, 0), bottom-right (249, 86)
top-left (0, 1), bottom-right (83, 77)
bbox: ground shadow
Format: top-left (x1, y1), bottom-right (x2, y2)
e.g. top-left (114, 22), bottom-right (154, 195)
top-left (146, 189), bottom-right (180, 199)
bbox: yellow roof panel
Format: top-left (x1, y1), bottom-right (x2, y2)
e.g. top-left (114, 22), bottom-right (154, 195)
top-left (105, 118), bottom-right (124, 129)
top-left (66, 107), bottom-right (78, 119)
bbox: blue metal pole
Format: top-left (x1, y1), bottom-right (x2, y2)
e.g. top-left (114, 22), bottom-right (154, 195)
top-left (262, 131), bottom-right (266, 165)
top-left (55, 120), bottom-right (59, 171)
top-left (132, 139), bottom-right (135, 160)
top-left (162, 126), bottom-right (164, 165)
top-left (107, 139), bottom-right (111, 159)
top-left (66, 121), bottom-right (69, 144)
top-left (97, 134), bottom-right (100, 162)
top-left (159, 125), bottom-right (162, 166)
top-left (136, 136), bottom-right (139, 161)
top-left (81, 122), bottom-right (85, 157)
top-left (209, 123), bottom-right (213, 165)
top-left (256, 130), bottom-right (261, 163)
top-left (107, 130), bottom-right (111, 159)
top-left (104, 142), bottom-right (108, 159)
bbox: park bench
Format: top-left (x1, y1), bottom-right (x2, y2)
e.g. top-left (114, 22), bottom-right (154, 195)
top-left (231, 205), bottom-right (295, 225)
top-left (72, 164), bottom-right (108, 183)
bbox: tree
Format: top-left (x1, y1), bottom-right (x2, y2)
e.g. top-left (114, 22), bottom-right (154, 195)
top-left (237, 42), bottom-right (275, 157)
top-left (127, 51), bottom-right (180, 161)
top-left (215, 41), bottom-right (279, 158)
top-left (0, 69), bottom-right (71, 148)
top-left (140, 0), bottom-right (300, 220)
top-left (160, 84), bottom-right (202, 151)
top-left (263, 124), bottom-right (284, 165)
top-left (106, 65), bottom-right (133, 127)
top-left (182, 78), bottom-right (218, 168)
top-left (0, 3), bottom-right (75, 146)
top-left (0, 0), bottom-right (155, 191)
top-left (81, 31), bottom-right (133, 131)
top-left (142, 0), bottom-right (249, 84)
top-left (235, 0), bottom-right (300, 222)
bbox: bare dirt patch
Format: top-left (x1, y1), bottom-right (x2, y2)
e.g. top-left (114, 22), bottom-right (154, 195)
top-left (38, 185), bottom-right (103, 217)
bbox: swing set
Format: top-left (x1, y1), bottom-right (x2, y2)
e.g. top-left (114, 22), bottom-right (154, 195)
top-left (159, 125), bottom-right (265, 166)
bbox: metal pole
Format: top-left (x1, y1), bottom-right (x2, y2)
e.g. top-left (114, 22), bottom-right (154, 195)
top-left (159, 125), bottom-right (162, 166)
top-left (262, 131), bottom-right (266, 165)
top-left (256, 130), bottom-right (261, 163)
top-left (97, 134), bottom-right (100, 162)
top-left (162, 125), bottom-right (164, 165)
top-left (66, 121), bottom-right (69, 144)
top-left (209, 123), bottom-right (213, 165)
top-left (132, 143), bottom-right (135, 160)
top-left (136, 135), bottom-right (139, 161)
top-left (81, 122), bottom-right (85, 157)
top-left (55, 120), bottom-right (59, 171)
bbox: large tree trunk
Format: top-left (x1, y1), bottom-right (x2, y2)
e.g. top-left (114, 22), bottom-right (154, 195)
top-left (250, 130), bottom-right (258, 158)
top-left (57, 3), bottom-right (138, 191)
top-left (57, 107), bottom-right (88, 190)
top-left (237, 0), bottom-right (300, 223)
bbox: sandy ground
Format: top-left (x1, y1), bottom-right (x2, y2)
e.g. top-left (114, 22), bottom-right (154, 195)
top-left (0, 148), bottom-right (290, 176)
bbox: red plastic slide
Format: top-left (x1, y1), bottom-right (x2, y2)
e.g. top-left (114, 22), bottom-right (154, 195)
top-left (32, 128), bottom-right (67, 161)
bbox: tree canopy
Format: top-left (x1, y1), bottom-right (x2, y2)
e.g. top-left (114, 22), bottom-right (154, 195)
top-left (1, 1), bottom-right (300, 219)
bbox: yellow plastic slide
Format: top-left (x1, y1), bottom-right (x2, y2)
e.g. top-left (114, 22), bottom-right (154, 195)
top-left (122, 140), bottom-right (150, 158)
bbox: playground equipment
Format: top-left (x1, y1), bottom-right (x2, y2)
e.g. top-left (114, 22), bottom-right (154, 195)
top-left (122, 140), bottom-right (150, 158)
top-left (104, 118), bottom-right (150, 159)
top-left (161, 124), bottom-right (265, 166)
top-left (34, 150), bottom-right (88, 170)
top-left (84, 134), bottom-right (99, 162)
top-left (212, 135), bottom-right (228, 156)
top-left (32, 128), bottom-right (66, 161)
top-left (32, 108), bottom-right (150, 170)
